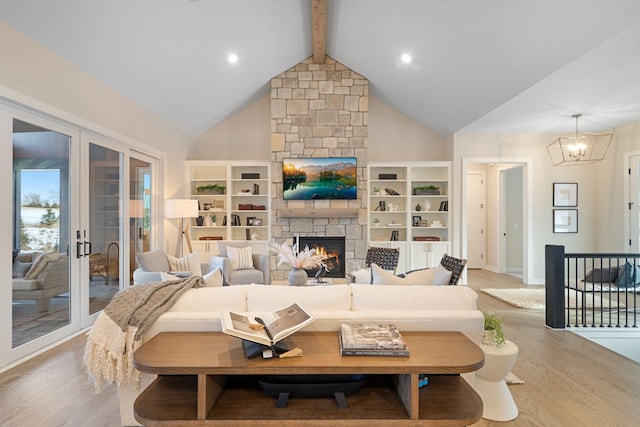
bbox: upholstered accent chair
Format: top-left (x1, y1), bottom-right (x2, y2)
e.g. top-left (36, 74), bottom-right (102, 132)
top-left (12, 252), bottom-right (69, 312)
top-left (210, 241), bottom-right (269, 285)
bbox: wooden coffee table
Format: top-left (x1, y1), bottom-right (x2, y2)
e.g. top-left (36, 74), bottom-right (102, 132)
top-left (133, 331), bottom-right (484, 426)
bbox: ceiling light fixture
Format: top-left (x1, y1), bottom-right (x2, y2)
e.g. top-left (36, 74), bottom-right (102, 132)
top-left (401, 53), bottom-right (412, 64)
top-left (546, 114), bottom-right (613, 166)
top-left (228, 53), bottom-right (238, 64)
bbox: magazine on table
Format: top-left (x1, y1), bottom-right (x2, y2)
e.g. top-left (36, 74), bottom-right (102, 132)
top-left (339, 323), bottom-right (410, 357)
top-left (221, 303), bottom-right (314, 347)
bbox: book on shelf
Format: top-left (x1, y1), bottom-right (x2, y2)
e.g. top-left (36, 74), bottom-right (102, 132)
top-left (339, 323), bottom-right (410, 357)
top-left (438, 200), bottom-right (448, 211)
top-left (221, 303), bottom-right (314, 348)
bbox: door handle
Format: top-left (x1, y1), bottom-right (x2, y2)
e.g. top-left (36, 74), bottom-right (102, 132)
top-left (83, 241), bottom-right (92, 257)
top-left (76, 241), bottom-right (83, 259)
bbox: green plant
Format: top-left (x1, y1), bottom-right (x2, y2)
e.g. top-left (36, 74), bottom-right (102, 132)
top-left (483, 311), bottom-right (506, 346)
top-left (372, 187), bottom-right (380, 192)
top-left (211, 214), bottom-right (217, 222)
top-left (413, 185), bottom-right (439, 191)
top-left (373, 217), bottom-right (380, 224)
top-left (196, 184), bottom-right (226, 193)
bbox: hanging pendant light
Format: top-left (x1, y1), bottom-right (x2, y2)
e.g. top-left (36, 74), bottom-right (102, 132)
top-left (546, 114), bottom-right (613, 166)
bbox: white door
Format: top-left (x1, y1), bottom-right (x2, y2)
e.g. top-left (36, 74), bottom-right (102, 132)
top-left (629, 155), bottom-right (640, 251)
top-left (466, 172), bottom-right (486, 269)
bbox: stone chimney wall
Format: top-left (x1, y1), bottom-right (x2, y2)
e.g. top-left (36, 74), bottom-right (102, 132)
top-left (270, 57), bottom-right (368, 280)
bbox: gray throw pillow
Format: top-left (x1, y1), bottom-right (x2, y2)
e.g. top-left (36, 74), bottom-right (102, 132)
top-left (582, 267), bottom-right (618, 284)
top-left (135, 248), bottom-right (170, 272)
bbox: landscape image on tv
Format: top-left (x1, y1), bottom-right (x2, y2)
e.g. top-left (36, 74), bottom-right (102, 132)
top-left (283, 157), bottom-right (357, 200)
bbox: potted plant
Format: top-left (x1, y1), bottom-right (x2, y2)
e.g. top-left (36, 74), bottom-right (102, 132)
top-left (372, 217), bottom-right (381, 227)
top-left (196, 184), bottom-right (226, 195)
top-left (211, 214), bottom-right (217, 226)
top-left (413, 185), bottom-right (440, 195)
top-left (482, 311), bottom-right (506, 347)
top-left (372, 187), bottom-right (381, 196)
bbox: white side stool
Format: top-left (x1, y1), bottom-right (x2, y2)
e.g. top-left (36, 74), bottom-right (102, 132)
top-left (473, 339), bottom-right (519, 421)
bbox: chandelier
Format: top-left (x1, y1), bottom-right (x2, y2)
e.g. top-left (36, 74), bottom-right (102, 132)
top-left (546, 114), bottom-right (613, 166)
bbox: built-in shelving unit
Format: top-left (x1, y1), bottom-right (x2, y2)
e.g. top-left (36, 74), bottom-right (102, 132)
top-left (368, 162), bottom-right (452, 271)
top-left (186, 161), bottom-right (271, 262)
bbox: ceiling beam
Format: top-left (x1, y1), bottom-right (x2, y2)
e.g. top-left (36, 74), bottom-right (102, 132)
top-left (312, 0), bottom-right (327, 64)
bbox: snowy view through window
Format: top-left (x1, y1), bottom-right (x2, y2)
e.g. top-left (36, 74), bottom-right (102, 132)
top-left (20, 169), bottom-right (60, 252)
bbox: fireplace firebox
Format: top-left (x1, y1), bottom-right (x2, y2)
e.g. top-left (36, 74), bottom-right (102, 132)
top-left (297, 236), bottom-right (345, 278)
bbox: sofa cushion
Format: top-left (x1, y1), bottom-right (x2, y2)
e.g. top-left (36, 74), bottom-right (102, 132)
top-left (167, 285), bottom-right (249, 313)
top-left (350, 284), bottom-right (478, 311)
top-left (350, 268), bottom-right (372, 284)
top-left (167, 251), bottom-right (202, 277)
top-left (246, 284), bottom-right (352, 312)
top-left (12, 278), bottom-right (39, 291)
top-left (136, 248), bottom-right (170, 272)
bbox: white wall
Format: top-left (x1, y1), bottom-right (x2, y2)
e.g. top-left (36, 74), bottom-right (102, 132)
top-left (0, 21), bottom-right (193, 251)
top-left (191, 95), bottom-right (271, 161)
top-left (453, 130), bottom-right (635, 284)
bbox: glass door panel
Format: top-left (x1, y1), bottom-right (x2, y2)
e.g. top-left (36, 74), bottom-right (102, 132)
top-left (12, 119), bottom-right (71, 348)
top-left (87, 143), bottom-right (122, 316)
top-left (130, 157), bottom-right (152, 285)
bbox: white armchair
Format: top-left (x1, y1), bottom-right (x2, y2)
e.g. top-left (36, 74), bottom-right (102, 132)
top-left (210, 242), bottom-right (269, 285)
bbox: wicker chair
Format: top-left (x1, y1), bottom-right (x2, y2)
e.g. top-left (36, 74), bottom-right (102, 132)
top-left (440, 253), bottom-right (467, 286)
top-left (365, 246), bottom-right (400, 274)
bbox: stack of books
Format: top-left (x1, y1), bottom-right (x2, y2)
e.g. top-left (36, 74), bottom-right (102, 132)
top-left (339, 323), bottom-right (410, 357)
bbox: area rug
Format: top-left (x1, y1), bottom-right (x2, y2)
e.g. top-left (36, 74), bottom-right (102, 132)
top-left (506, 372), bottom-right (524, 385)
top-left (479, 288), bottom-right (626, 309)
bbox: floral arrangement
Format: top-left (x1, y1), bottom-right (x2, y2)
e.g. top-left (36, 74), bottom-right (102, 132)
top-left (270, 239), bottom-right (327, 270)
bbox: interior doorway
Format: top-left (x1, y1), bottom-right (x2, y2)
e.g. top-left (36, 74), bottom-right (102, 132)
top-left (462, 158), bottom-right (531, 284)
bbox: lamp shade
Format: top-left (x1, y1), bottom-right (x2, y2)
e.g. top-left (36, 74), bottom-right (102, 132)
top-left (129, 200), bottom-right (145, 218)
top-left (166, 199), bottom-right (198, 219)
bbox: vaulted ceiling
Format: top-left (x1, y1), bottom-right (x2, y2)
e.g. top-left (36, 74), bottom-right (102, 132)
top-left (2, 0), bottom-right (640, 138)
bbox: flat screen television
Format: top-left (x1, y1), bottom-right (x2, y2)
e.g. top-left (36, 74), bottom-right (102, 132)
top-left (283, 157), bottom-right (357, 200)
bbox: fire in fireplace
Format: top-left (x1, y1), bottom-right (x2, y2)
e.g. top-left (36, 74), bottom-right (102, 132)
top-left (297, 236), bottom-right (345, 278)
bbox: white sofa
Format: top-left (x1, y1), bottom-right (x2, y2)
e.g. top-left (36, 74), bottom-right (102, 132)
top-left (117, 283), bottom-right (484, 426)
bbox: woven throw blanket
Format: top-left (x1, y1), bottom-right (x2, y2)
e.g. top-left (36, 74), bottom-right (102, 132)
top-left (83, 276), bottom-right (204, 392)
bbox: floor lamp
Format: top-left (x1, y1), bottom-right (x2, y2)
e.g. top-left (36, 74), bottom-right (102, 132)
top-left (166, 199), bottom-right (199, 257)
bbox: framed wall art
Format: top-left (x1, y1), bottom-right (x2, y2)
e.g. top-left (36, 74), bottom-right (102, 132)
top-left (553, 183), bottom-right (578, 207)
top-left (553, 209), bottom-right (578, 233)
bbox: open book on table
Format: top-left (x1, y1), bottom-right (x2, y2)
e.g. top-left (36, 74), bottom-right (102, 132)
top-left (221, 303), bottom-right (314, 347)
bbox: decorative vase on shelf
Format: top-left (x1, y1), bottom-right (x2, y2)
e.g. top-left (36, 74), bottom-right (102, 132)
top-left (288, 268), bottom-right (308, 286)
top-left (204, 215), bottom-right (213, 227)
top-left (424, 200), bottom-right (431, 211)
top-left (196, 216), bottom-right (204, 226)
top-left (415, 203), bottom-right (422, 211)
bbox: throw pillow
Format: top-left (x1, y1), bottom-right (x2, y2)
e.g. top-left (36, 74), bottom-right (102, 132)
top-left (432, 263), bottom-right (453, 286)
top-left (25, 252), bottom-right (61, 280)
top-left (136, 248), bottom-right (170, 272)
top-left (350, 268), bottom-right (372, 284)
top-left (372, 263), bottom-right (436, 285)
top-left (160, 271), bottom-right (181, 282)
top-left (403, 267), bottom-right (436, 284)
top-left (13, 261), bottom-right (33, 279)
top-left (582, 267), bottom-right (618, 284)
top-left (203, 268), bottom-right (224, 287)
top-left (616, 262), bottom-right (640, 288)
top-left (167, 251), bottom-right (202, 277)
top-left (226, 245), bottom-right (253, 270)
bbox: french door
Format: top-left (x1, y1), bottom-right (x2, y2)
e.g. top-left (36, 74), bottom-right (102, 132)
top-left (1, 106), bottom-right (158, 368)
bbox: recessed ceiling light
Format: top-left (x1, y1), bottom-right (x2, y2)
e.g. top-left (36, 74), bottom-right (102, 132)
top-left (401, 53), bottom-right (412, 64)
top-left (228, 53), bottom-right (238, 64)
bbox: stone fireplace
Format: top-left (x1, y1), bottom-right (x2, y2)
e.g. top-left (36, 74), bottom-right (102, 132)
top-left (297, 236), bottom-right (346, 278)
top-left (270, 56), bottom-right (368, 281)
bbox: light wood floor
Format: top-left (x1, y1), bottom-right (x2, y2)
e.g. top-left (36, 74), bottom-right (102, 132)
top-left (1, 270), bottom-right (639, 426)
